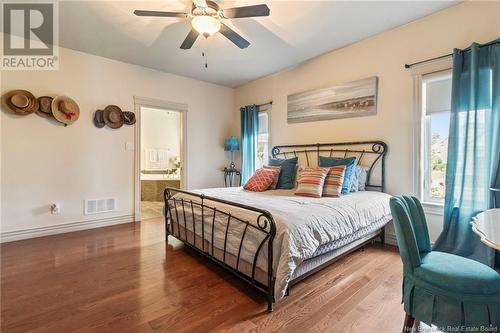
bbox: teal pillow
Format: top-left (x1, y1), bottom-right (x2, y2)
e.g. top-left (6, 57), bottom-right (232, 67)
top-left (268, 157), bottom-right (298, 189)
top-left (319, 156), bottom-right (357, 194)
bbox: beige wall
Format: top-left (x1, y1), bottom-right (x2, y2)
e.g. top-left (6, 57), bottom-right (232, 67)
top-left (1, 2), bottom-right (498, 242)
top-left (1, 46), bottom-right (235, 240)
top-left (234, 1), bottom-right (500, 241)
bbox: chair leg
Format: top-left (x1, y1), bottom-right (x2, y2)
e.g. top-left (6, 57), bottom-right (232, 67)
top-left (402, 313), bottom-right (415, 333)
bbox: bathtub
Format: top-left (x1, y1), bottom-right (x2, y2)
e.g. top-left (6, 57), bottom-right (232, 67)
top-left (141, 173), bottom-right (180, 181)
top-left (141, 172), bottom-right (180, 201)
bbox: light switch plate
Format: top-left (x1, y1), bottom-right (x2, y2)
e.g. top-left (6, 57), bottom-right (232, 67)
top-left (125, 142), bottom-right (134, 151)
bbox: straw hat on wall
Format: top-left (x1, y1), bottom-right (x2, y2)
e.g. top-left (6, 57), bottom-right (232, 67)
top-left (52, 96), bottom-right (80, 125)
top-left (123, 111), bottom-right (136, 125)
top-left (93, 110), bottom-right (106, 128)
top-left (36, 96), bottom-right (54, 118)
top-left (103, 105), bottom-right (124, 129)
top-left (1, 90), bottom-right (39, 115)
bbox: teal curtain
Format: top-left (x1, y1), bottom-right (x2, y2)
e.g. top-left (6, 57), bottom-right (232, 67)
top-left (240, 104), bottom-right (259, 183)
top-left (433, 39), bottom-right (500, 267)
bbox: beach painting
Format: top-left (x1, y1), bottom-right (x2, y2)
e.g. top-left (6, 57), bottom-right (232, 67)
top-left (287, 77), bottom-right (378, 123)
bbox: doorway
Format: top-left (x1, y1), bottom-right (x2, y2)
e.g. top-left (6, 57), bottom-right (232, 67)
top-left (134, 98), bottom-right (187, 222)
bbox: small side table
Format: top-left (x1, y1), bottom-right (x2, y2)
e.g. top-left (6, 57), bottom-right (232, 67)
top-left (470, 209), bottom-right (500, 250)
top-left (223, 168), bottom-right (241, 187)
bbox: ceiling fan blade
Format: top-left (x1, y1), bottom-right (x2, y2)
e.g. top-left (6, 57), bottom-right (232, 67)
top-left (192, 0), bottom-right (208, 8)
top-left (221, 4), bottom-right (270, 19)
top-left (180, 29), bottom-right (199, 49)
top-left (219, 23), bottom-right (250, 49)
top-left (133, 10), bottom-right (187, 18)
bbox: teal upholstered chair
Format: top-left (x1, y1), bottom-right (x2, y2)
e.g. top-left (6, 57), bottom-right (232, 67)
top-left (390, 196), bottom-right (500, 332)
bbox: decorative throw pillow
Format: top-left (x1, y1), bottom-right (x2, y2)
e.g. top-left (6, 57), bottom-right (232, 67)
top-left (263, 165), bottom-right (281, 189)
top-left (323, 165), bottom-right (346, 197)
top-left (295, 167), bottom-right (329, 198)
top-left (357, 166), bottom-right (370, 191)
top-left (243, 168), bottom-right (281, 192)
top-left (319, 156), bottom-right (357, 194)
top-left (350, 166), bottom-right (360, 192)
top-left (350, 165), bottom-right (370, 192)
top-left (268, 157), bottom-right (299, 189)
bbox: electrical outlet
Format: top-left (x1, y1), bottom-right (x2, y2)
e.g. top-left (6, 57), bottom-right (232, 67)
top-left (51, 203), bottom-right (60, 215)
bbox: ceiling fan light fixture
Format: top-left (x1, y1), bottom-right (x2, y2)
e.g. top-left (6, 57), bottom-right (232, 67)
top-left (134, 2), bottom-right (269, 49)
top-left (191, 15), bottom-right (221, 38)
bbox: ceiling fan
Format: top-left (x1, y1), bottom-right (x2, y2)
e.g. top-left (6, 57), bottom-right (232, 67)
top-left (134, 0), bottom-right (270, 50)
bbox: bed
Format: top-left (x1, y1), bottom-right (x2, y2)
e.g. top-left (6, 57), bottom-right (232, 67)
top-left (164, 141), bottom-right (390, 312)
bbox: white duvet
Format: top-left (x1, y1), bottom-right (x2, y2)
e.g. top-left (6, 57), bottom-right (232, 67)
top-left (170, 187), bottom-right (392, 300)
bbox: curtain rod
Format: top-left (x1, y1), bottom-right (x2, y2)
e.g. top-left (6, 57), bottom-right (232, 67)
top-left (404, 39), bottom-right (500, 69)
top-left (404, 53), bottom-right (451, 69)
top-left (257, 101), bottom-right (273, 108)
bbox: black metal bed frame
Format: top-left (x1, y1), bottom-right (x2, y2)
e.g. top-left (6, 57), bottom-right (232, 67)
top-left (164, 141), bottom-right (388, 313)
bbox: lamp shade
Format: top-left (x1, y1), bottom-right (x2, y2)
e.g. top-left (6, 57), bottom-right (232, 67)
top-left (191, 16), bottom-right (221, 37)
top-left (224, 136), bottom-right (239, 152)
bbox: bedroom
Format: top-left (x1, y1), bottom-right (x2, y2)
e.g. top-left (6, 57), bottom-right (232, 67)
top-left (1, 1), bottom-right (499, 332)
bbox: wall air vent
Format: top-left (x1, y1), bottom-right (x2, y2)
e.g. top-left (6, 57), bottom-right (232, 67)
top-left (84, 198), bottom-right (117, 215)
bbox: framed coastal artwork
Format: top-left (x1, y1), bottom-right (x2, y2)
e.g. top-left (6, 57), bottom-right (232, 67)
top-left (287, 76), bottom-right (378, 123)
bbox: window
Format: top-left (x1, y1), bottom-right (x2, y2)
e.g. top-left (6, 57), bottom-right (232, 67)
top-left (256, 111), bottom-right (269, 169)
top-left (421, 70), bottom-right (452, 203)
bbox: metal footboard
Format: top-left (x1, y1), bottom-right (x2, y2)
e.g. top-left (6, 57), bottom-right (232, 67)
top-left (164, 187), bottom-right (277, 312)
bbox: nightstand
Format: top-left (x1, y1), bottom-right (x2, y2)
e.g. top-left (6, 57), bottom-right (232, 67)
top-left (223, 168), bottom-right (241, 187)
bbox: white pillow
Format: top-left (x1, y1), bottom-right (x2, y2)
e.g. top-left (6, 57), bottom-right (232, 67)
top-left (350, 166), bottom-right (370, 192)
top-left (357, 166), bottom-right (370, 191)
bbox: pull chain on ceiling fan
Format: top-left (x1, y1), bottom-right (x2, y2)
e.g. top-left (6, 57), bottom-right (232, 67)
top-left (134, 0), bottom-right (270, 49)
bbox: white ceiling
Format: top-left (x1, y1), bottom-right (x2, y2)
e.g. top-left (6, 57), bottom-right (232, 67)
top-left (58, 1), bottom-right (459, 87)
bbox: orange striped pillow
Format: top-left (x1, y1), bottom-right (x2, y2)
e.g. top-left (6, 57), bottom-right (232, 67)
top-left (295, 167), bottom-right (330, 198)
top-left (323, 165), bottom-right (346, 197)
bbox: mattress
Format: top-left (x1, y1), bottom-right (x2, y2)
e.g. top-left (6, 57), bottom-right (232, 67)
top-left (291, 229), bottom-right (381, 281)
top-left (169, 187), bottom-right (392, 300)
top-left (312, 215), bottom-right (388, 256)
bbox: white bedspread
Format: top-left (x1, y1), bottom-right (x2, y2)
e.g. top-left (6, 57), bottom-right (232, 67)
top-left (171, 187), bottom-right (392, 300)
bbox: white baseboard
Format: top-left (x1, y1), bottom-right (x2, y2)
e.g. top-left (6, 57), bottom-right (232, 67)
top-left (0, 214), bottom-right (135, 243)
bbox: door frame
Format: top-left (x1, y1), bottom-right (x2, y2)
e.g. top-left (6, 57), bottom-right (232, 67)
top-left (133, 96), bottom-right (188, 222)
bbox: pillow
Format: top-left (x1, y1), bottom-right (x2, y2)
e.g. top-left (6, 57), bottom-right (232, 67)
top-left (350, 165), bottom-right (370, 192)
top-left (323, 165), bottom-right (346, 197)
top-left (243, 168), bottom-right (281, 192)
top-left (356, 166), bottom-right (370, 191)
top-left (263, 165), bottom-right (281, 189)
top-left (350, 166), bottom-right (360, 192)
top-left (319, 156), bottom-right (357, 194)
top-left (268, 157), bottom-right (299, 189)
top-left (295, 167), bottom-right (329, 198)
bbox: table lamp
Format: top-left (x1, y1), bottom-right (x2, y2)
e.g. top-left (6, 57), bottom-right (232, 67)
top-left (224, 136), bottom-right (239, 170)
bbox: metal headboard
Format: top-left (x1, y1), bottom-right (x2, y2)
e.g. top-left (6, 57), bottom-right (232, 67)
top-left (271, 141), bottom-right (388, 192)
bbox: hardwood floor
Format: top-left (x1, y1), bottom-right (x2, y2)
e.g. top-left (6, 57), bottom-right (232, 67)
top-left (1, 218), bottom-right (406, 333)
top-left (141, 201), bottom-right (164, 220)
